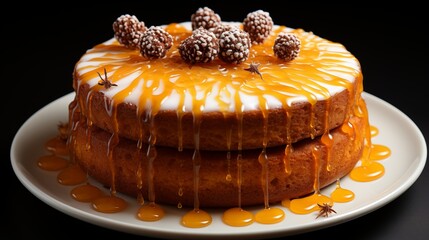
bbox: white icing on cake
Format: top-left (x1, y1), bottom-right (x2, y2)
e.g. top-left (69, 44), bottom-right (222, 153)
top-left (74, 22), bottom-right (361, 114)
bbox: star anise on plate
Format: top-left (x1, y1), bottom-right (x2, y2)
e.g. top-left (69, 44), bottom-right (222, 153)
top-left (316, 203), bottom-right (337, 219)
top-left (244, 62), bottom-right (263, 80)
top-left (98, 68), bottom-right (117, 89)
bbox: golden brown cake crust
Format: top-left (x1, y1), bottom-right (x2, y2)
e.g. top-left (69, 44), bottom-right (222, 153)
top-left (74, 81), bottom-right (351, 151)
top-left (70, 114), bottom-right (364, 208)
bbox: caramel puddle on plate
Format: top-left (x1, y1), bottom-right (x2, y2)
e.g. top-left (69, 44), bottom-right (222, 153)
top-left (37, 154), bottom-right (68, 171)
top-left (350, 145), bottom-right (390, 182)
top-left (71, 183), bottom-right (105, 202)
top-left (222, 207), bottom-right (254, 227)
top-left (181, 209), bottom-right (212, 228)
top-left (287, 192), bottom-right (333, 215)
top-left (254, 207), bottom-right (285, 224)
top-left (57, 164), bottom-right (87, 186)
top-left (38, 135), bottom-right (69, 171)
top-left (350, 126), bottom-right (390, 182)
top-left (331, 179), bottom-right (354, 203)
top-left (91, 195), bottom-right (128, 213)
top-left (137, 202), bottom-right (165, 221)
top-left (349, 161), bottom-right (385, 182)
top-left (45, 135), bottom-right (69, 156)
top-left (370, 144), bottom-right (391, 160)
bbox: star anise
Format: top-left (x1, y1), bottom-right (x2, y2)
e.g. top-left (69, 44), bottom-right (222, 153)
top-left (97, 68), bottom-right (117, 89)
top-left (244, 62), bottom-right (263, 80)
top-left (316, 203), bottom-right (337, 218)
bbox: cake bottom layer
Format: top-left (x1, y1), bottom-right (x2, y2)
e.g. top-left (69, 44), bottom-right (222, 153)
top-left (70, 116), bottom-right (365, 208)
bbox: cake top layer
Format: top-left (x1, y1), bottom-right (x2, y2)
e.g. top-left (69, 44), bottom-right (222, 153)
top-left (74, 21), bottom-right (362, 115)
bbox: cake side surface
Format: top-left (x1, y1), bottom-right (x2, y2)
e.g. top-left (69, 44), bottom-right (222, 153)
top-left (70, 114), bottom-right (365, 207)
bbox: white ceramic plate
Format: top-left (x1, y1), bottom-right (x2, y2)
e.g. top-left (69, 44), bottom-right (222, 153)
top-left (11, 92), bottom-right (427, 239)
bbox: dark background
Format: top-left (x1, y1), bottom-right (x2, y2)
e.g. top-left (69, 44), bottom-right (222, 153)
top-left (3, 1), bottom-right (428, 239)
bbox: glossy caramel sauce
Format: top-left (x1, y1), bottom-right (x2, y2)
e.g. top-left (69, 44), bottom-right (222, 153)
top-left (331, 179), bottom-right (355, 203)
top-left (181, 209), bottom-right (212, 228)
top-left (288, 192), bottom-right (333, 214)
top-left (92, 196), bottom-right (127, 213)
top-left (370, 144), bottom-right (391, 160)
top-left (36, 22), bottom-right (392, 227)
top-left (71, 183), bottom-right (104, 202)
top-left (57, 164), bottom-right (87, 186)
top-left (350, 125), bottom-right (389, 182)
top-left (222, 207), bottom-right (254, 227)
top-left (255, 207), bottom-right (286, 224)
top-left (45, 136), bottom-right (69, 156)
top-left (37, 154), bottom-right (68, 171)
top-left (137, 202), bottom-right (165, 221)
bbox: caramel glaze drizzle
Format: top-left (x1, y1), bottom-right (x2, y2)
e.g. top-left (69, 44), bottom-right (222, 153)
top-left (221, 89), bottom-right (255, 226)
top-left (69, 22), bottom-right (387, 225)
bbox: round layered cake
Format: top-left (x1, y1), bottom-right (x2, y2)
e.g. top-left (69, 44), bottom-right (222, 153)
top-left (68, 10), bottom-right (368, 208)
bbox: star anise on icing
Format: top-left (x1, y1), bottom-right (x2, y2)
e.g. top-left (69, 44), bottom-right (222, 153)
top-left (316, 203), bottom-right (337, 219)
top-left (97, 68), bottom-right (117, 89)
top-left (244, 62), bottom-right (263, 80)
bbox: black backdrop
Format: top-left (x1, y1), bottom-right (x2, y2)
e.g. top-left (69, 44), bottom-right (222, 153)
top-left (3, 1), bottom-right (429, 239)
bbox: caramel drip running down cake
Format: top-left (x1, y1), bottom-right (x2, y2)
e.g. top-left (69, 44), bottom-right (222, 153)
top-left (65, 7), bottom-right (374, 224)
